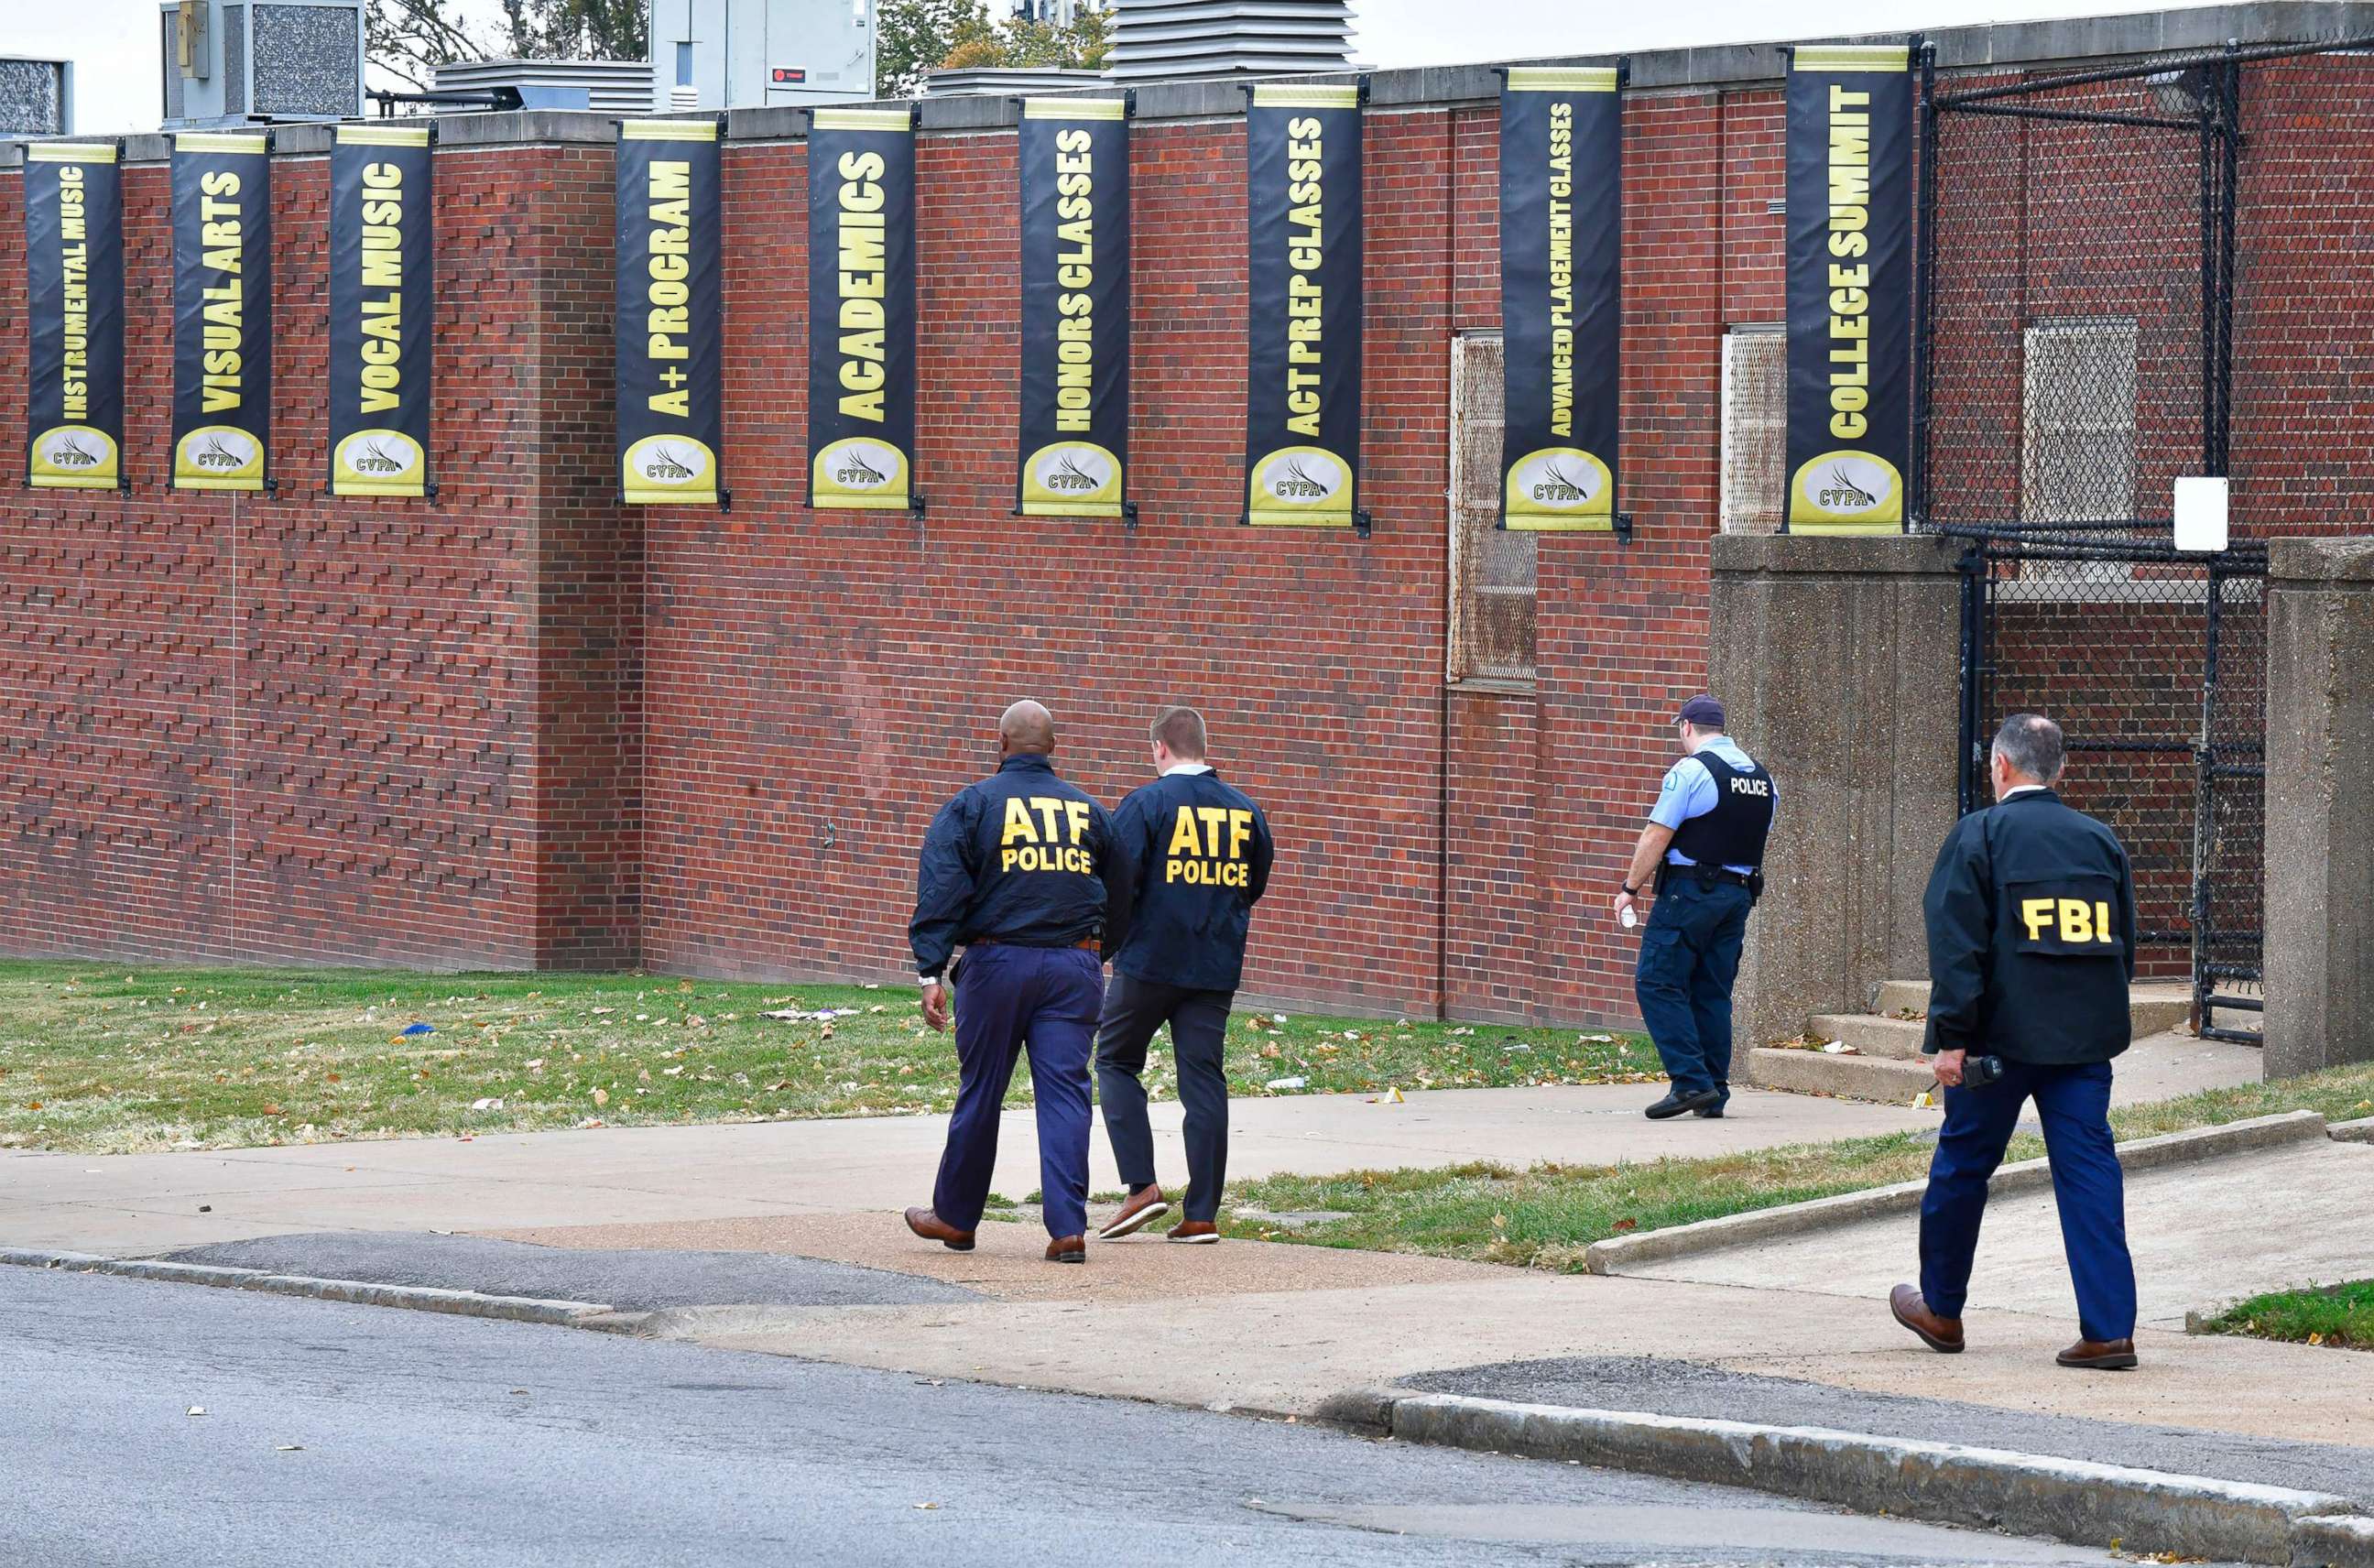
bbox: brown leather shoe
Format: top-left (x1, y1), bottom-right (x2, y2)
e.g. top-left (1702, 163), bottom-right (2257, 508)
top-left (904, 1206), bottom-right (976, 1252)
top-left (2056, 1337), bottom-right (2139, 1370)
top-left (1045, 1235), bottom-right (1086, 1264)
top-left (1889, 1284), bottom-right (1965, 1353)
top-left (1096, 1185), bottom-right (1171, 1240)
top-left (1167, 1220), bottom-right (1219, 1245)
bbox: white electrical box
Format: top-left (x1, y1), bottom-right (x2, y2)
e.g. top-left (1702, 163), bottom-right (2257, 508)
top-left (648, 0), bottom-right (879, 111)
top-left (2173, 476), bottom-right (2230, 554)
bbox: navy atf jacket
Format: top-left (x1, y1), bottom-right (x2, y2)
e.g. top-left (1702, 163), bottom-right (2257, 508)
top-left (1921, 788), bottom-right (2139, 1066)
top-left (1101, 768), bottom-right (1275, 992)
top-left (909, 753), bottom-right (1116, 982)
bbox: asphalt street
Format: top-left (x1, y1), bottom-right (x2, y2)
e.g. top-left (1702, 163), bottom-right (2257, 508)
top-left (0, 1266), bottom-right (2138, 1568)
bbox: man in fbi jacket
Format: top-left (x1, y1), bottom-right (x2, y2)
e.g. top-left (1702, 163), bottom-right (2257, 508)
top-left (906, 700), bottom-right (1116, 1265)
top-left (1891, 713), bottom-right (2142, 1370)
top-left (1091, 706), bottom-right (1275, 1244)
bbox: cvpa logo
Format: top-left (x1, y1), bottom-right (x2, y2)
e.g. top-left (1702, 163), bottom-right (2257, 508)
top-left (194, 430), bottom-right (257, 471)
top-left (828, 441), bottom-right (898, 491)
top-left (1791, 450), bottom-right (1903, 526)
top-left (1255, 447), bottom-right (1349, 506)
top-left (1039, 451), bottom-right (1106, 493)
top-left (336, 430), bottom-right (423, 481)
top-left (38, 430), bottom-right (105, 470)
top-left (1506, 447), bottom-right (1612, 515)
top-left (628, 438), bottom-right (711, 487)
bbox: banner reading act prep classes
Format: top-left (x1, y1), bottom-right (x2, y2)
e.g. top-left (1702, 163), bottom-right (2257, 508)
top-left (808, 108), bottom-right (916, 512)
top-left (1784, 42), bottom-right (1913, 533)
top-left (1244, 82), bottom-right (1362, 528)
top-left (23, 143), bottom-right (125, 490)
top-left (1017, 98), bottom-right (1129, 519)
top-left (330, 125), bottom-right (433, 498)
top-left (615, 120), bottom-right (724, 506)
top-left (171, 132), bottom-right (271, 492)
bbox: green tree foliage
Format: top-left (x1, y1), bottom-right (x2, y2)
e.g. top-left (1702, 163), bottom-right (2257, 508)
top-left (877, 0), bottom-right (1109, 95)
top-left (367, 0), bottom-right (649, 90)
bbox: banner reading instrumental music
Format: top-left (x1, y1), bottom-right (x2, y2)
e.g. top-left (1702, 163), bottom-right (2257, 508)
top-left (24, 143), bottom-right (125, 491)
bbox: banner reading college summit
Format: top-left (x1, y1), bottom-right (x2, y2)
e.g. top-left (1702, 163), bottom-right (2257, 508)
top-left (23, 143), bottom-right (124, 490)
top-left (1244, 82), bottom-right (1362, 528)
top-left (1499, 68), bottom-right (1620, 531)
top-left (808, 108), bottom-right (916, 512)
top-left (171, 132), bottom-right (271, 492)
top-left (1017, 98), bottom-right (1129, 519)
top-left (1784, 42), bottom-right (1914, 533)
top-left (329, 125), bottom-right (433, 498)
top-left (615, 120), bottom-right (724, 506)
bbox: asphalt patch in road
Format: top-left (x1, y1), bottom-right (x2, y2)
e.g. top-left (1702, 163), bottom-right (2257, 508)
top-left (155, 1231), bottom-right (984, 1312)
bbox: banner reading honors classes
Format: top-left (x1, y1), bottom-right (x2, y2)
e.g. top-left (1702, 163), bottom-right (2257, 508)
top-left (1499, 68), bottom-right (1620, 531)
top-left (172, 132), bottom-right (271, 492)
top-left (1017, 98), bottom-right (1129, 520)
top-left (24, 143), bottom-right (125, 490)
top-left (808, 107), bottom-right (916, 512)
top-left (615, 120), bottom-right (724, 506)
top-left (330, 125), bottom-right (433, 498)
top-left (1784, 42), bottom-right (1913, 533)
top-left (1244, 82), bottom-right (1362, 528)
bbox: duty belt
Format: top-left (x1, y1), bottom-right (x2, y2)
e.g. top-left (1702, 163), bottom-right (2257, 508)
top-left (966, 937), bottom-right (1102, 952)
top-left (1656, 862), bottom-right (1763, 898)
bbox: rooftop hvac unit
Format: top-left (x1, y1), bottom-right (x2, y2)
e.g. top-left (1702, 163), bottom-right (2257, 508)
top-left (159, 0), bottom-right (363, 127)
top-left (1103, 0), bottom-right (1350, 81)
top-left (924, 66), bottom-right (1105, 96)
top-left (431, 59), bottom-right (660, 114)
top-left (0, 58), bottom-right (73, 137)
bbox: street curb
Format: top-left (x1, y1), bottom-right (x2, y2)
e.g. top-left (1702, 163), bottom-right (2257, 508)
top-left (2330, 1117), bottom-right (2374, 1146)
top-left (1584, 1109), bottom-right (2331, 1275)
top-left (1334, 1388), bottom-right (2362, 1565)
top-left (0, 1247), bottom-right (615, 1326)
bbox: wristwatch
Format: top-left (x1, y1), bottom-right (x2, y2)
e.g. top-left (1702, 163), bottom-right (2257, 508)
top-left (1621, 882), bottom-right (1640, 897)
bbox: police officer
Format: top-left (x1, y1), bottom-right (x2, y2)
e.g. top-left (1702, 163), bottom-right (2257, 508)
top-left (1091, 707), bottom-right (1275, 1245)
top-left (906, 700), bottom-right (1115, 1265)
top-left (1891, 713), bottom-right (2140, 1370)
top-left (1612, 694), bottom-right (1775, 1121)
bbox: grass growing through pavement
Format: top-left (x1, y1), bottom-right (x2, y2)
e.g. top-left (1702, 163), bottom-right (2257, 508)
top-left (0, 961), bottom-right (1651, 1155)
top-left (1224, 1062), bottom-right (2374, 1269)
top-left (2200, 1279), bottom-right (2374, 1350)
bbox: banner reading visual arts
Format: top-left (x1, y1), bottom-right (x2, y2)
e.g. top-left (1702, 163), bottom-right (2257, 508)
top-left (172, 132), bottom-right (271, 492)
top-left (1017, 98), bottom-right (1128, 520)
top-left (1499, 68), bottom-right (1620, 531)
top-left (330, 125), bottom-right (433, 498)
top-left (616, 120), bottom-right (724, 506)
top-left (1784, 43), bottom-right (1913, 533)
top-left (1244, 82), bottom-right (1361, 528)
top-left (25, 144), bottom-right (125, 490)
top-left (808, 108), bottom-right (915, 512)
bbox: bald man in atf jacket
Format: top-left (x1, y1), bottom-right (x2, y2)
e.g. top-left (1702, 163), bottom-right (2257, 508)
top-left (1892, 713), bottom-right (2142, 1371)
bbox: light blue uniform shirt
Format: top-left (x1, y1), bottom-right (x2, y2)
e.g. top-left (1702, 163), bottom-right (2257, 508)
top-left (1649, 736), bottom-right (1768, 877)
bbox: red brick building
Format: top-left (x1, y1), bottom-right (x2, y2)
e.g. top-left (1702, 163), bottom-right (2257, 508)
top-left (4, 5), bottom-right (2369, 1025)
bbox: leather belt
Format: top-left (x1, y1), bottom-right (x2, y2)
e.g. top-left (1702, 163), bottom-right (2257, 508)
top-left (967, 937), bottom-right (1101, 952)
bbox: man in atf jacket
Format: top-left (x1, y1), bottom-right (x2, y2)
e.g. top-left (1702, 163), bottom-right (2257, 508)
top-left (905, 700), bottom-right (1116, 1265)
top-left (1891, 712), bottom-right (2142, 1371)
top-left (1091, 706), bottom-right (1275, 1245)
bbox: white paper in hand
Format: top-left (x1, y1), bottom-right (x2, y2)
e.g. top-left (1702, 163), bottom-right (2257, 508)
top-left (1620, 907), bottom-right (1638, 929)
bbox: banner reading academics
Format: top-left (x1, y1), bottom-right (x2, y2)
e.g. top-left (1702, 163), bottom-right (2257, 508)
top-left (329, 125), bottom-right (433, 498)
top-left (615, 120), bottom-right (723, 506)
top-left (1244, 82), bottom-right (1362, 528)
top-left (808, 107), bottom-right (915, 512)
top-left (171, 132), bottom-right (271, 492)
top-left (24, 143), bottom-right (124, 490)
top-left (1499, 68), bottom-right (1620, 531)
top-left (1784, 42), bottom-right (1913, 533)
top-left (1017, 98), bottom-right (1129, 519)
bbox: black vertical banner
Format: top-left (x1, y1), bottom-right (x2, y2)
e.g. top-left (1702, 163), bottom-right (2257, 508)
top-left (1244, 82), bottom-right (1362, 528)
top-left (24, 142), bottom-right (125, 490)
top-left (329, 125), bottom-right (433, 498)
top-left (1498, 67), bottom-right (1621, 531)
top-left (616, 119), bottom-right (724, 506)
top-left (171, 132), bottom-right (271, 492)
top-left (1017, 98), bottom-right (1129, 520)
top-left (1784, 42), bottom-right (1913, 533)
top-left (808, 107), bottom-right (916, 512)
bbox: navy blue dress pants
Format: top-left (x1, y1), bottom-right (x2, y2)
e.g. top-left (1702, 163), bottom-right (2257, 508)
top-left (1632, 877), bottom-right (1752, 1106)
top-left (1920, 1057), bottom-right (2138, 1344)
top-left (931, 943), bottom-right (1103, 1240)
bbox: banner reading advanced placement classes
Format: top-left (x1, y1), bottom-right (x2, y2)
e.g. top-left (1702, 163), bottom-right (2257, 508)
top-left (329, 125), bottom-right (433, 498)
top-left (1499, 68), bottom-right (1619, 531)
top-left (25, 143), bottom-right (125, 490)
top-left (172, 132), bottom-right (271, 492)
top-left (808, 108), bottom-right (916, 512)
top-left (1784, 42), bottom-right (1913, 533)
top-left (616, 120), bottom-right (724, 506)
top-left (1244, 82), bottom-right (1362, 528)
top-left (1017, 98), bottom-right (1129, 520)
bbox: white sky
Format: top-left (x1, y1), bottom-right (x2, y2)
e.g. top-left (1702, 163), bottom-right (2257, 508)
top-left (22, 0), bottom-right (2247, 136)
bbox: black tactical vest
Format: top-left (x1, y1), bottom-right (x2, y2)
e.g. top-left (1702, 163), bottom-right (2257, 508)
top-left (1670, 749), bottom-right (1776, 870)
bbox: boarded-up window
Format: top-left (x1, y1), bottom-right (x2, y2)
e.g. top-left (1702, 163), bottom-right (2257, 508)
top-left (1448, 332), bottom-right (1537, 685)
top-left (2023, 317), bottom-right (2139, 524)
top-left (1721, 324), bottom-right (1786, 534)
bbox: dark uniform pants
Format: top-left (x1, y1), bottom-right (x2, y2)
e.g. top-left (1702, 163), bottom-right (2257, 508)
top-left (1921, 1058), bottom-right (2137, 1344)
top-left (1095, 973), bottom-right (1234, 1223)
top-left (932, 943), bottom-right (1104, 1240)
top-left (1633, 877), bottom-right (1751, 1105)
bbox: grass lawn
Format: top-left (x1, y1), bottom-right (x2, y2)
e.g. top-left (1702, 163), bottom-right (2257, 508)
top-left (2199, 1279), bottom-right (2374, 1350)
top-left (0, 961), bottom-right (1655, 1155)
top-left (1222, 1062), bottom-right (2374, 1269)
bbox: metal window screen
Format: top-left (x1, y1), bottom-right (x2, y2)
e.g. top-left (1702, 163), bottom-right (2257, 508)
top-left (2022, 318), bottom-right (2139, 525)
top-left (1447, 332), bottom-right (1537, 684)
top-left (1721, 326), bottom-right (1785, 534)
